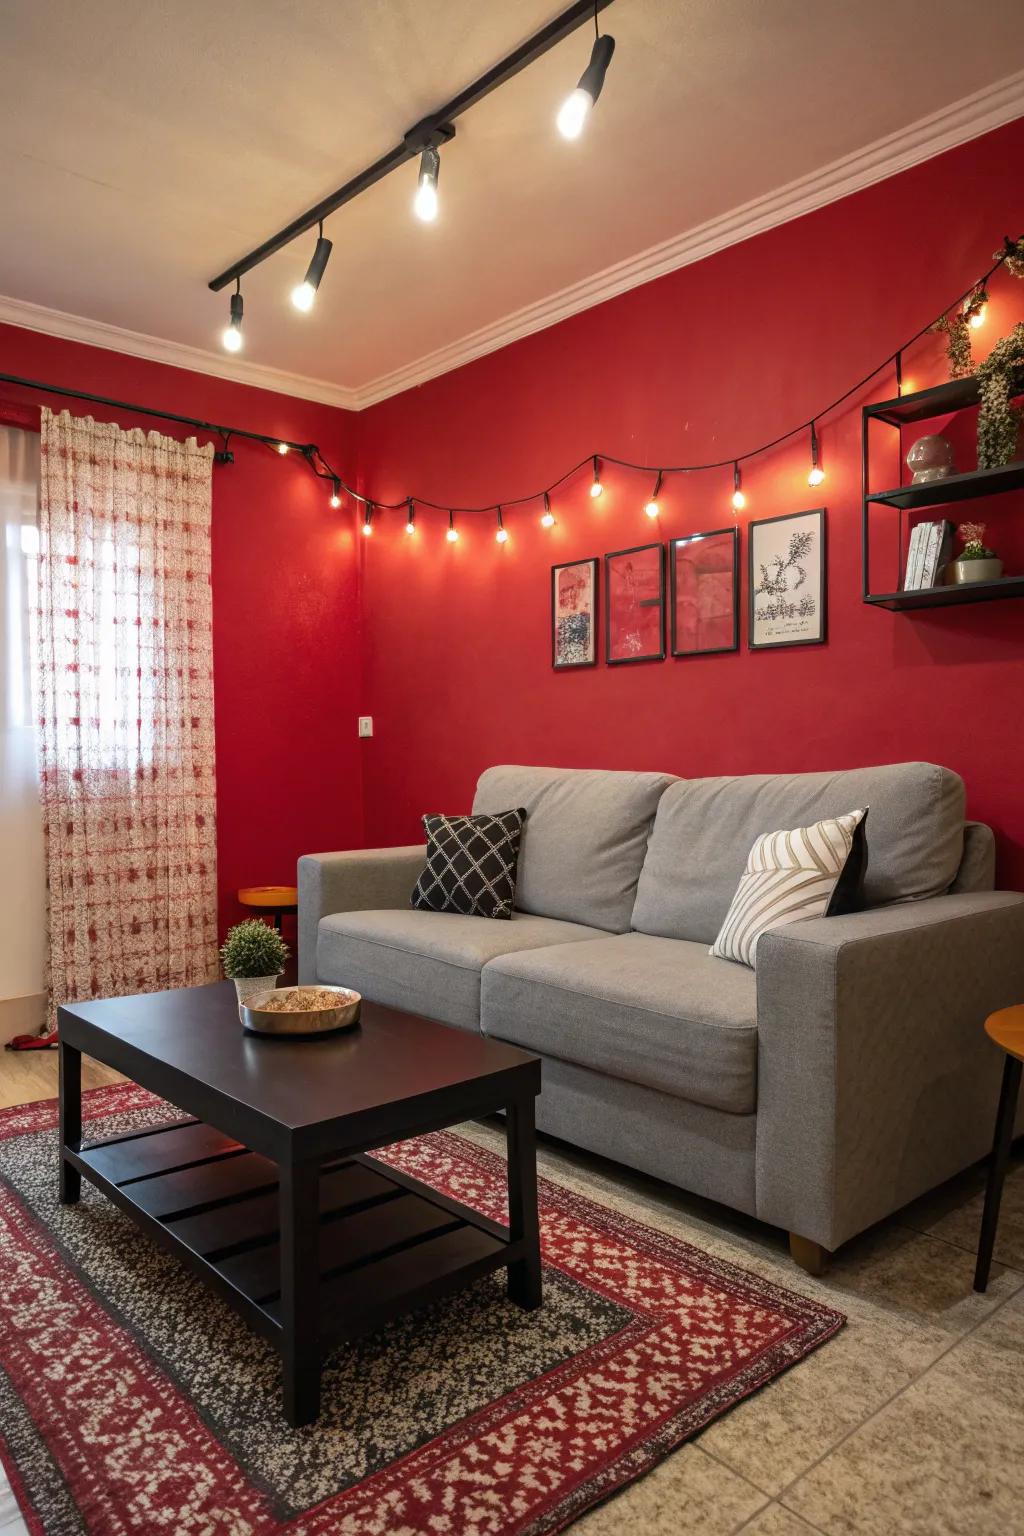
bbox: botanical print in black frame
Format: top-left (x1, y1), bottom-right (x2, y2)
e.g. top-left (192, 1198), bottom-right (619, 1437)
top-left (605, 542), bottom-right (665, 665)
top-left (551, 558), bottom-right (598, 668)
top-left (748, 508), bottom-right (827, 650)
top-left (670, 527), bottom-right (739, 657)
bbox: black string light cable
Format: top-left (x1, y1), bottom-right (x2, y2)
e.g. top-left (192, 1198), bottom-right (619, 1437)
top-left (0, 237), bottom-right (1017, 526)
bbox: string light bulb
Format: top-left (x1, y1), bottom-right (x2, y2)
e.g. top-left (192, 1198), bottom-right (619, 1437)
top-left (221, 282), bottom-right (243, 352)
top-left (291, 225), bottom-right (333, 312)
top-left (405, 498), bottom-right (416, 535)
top-left (329, 479), bottom-right (341, 509)
top-left (277, 442), bottom-right (290, 456)
top-left (495, 507), bottom-right (509, 543)
top-left (590, 456), bottom-right (603, 499)
top-left (557, 31), bottom-right (616, 140)
top-left (446, 510), bottom-right (459, 543)
top-left (731, 462), bottom-right (746, 512)
top-left (414, 147), bottom-right (441, 222)
top-left (362, 504), bottom-right (373, 536)
top-left (644, 471), bottom-right (663, 518)
top-left (540, 492), bottom-right (556, 528)
top-left (807, 423), bottom-right (825, 487)
top-left (964, 287), bottom-right (988, 328)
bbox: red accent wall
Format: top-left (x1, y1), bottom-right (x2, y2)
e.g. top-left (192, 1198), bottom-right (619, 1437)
top-left (0, 325), bottom-right (365, 939)
top-left (356, 116), bottom-right (1024, 889)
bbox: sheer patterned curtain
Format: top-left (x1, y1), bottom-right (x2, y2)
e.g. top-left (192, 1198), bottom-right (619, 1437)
top-left (0, 427), bottom-right (46, 1008)
top-left (36, 408), bottom-right (219, 1014)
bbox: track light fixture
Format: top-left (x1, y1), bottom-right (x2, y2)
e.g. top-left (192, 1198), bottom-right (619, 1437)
top-left (557, 8), bottom-right (616, 140)
top-left (590, 456), bottom-right (603, 498)
top-left (414, 147), bottom-right (441, 223)
top-left (644, 471), bottom-right (663, 518)
top-left (405, 498), bottom-right (416, 534)
top-left (541, 492), bottom-right (556, 528)
top-left (330, 478), bottom-right (342, 508)
top-left (291, 223), bottom-right (333, 311)
top-left (731, 462), bottom-right (746, 512)
top-left (807, 423), bottom-right (825, 487)
top-left (221, 281), bottom-right (243, 352)
top-left (446, 510), bottom-right (459, 543)
top-left (495, 507), bottom-right (509, 543)
top-left (362, 504), bottom-right (374, 536)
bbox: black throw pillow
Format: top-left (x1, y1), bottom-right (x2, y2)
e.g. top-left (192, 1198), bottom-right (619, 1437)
top-left (411, 808), bottom-right (527, 920)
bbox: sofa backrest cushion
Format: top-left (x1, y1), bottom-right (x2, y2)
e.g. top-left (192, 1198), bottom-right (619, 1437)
top-left (473, 765), bottom-right (676, 932)
top-left (632, 762), bottom-right (965, 944)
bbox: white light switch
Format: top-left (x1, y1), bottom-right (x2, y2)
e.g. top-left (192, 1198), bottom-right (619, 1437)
top-left (358, 716), bottom-right (374, 738)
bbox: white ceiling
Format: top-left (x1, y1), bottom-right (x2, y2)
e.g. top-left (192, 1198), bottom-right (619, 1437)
top-left (1, 0), bottom-right (1023, 407)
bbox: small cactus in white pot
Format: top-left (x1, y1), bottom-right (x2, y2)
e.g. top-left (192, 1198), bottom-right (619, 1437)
top-left (220, 919), bottom-right (289, 1020)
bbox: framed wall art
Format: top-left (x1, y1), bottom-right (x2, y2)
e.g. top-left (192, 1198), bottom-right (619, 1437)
top-left (605, 542), bottom-right (665, 664)
top-left (670, 527), bottom-right (739, 656)
top-left (551, 557), bottom-right (598, 668)
top-left (748, 508), bottom-right (827, 649)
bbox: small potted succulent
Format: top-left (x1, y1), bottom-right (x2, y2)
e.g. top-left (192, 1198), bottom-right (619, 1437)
top-left (948, 521), bottom-right (1003, 585)
top-left (220, 919), bottom-right (289, 1019)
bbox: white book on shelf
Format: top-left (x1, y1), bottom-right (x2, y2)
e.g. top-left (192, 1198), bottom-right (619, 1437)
top-left (904, 522), bottom-right (929, 590)
top-left (920, 522), bottom-right (942, 588)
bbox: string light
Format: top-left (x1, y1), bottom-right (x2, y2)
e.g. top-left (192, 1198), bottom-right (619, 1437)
top-left (405, 498), bottom-right (416, 535)
top-left (964, 287), bottom-right (988, 328)
top-left (557, 12), bottom-right (616, 140)
top-left (644, 471), bottom-right (663, 518)
top-left (541, 492), bottom-right (556, 528)
top-left (414, 147), bottom-right (441, 222)
top-left (895, 350), bottom-right (903, 398)
top-left (291, 223), bottom-right (333, 312)
top-left (731, 462), bottom-right (746, 512)
top-left (807, 423), bottom-right (825, 487)
top-left (330, 478), bottom-right (341, 508)
top-left (362, 504), bottom-right (374, 536)
top-left (495, 507), bottom-right (509, 543)
top-left (590, 456), bottom-right (603, 499)
top-left (446, 510), bottom-right (459, 543)
top-left (277, 443), bottom-right (290, 455)
top-left (221, 281), bottom-right (243, 352)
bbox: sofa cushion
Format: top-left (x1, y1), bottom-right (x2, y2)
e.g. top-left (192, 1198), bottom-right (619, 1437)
top-left (632, 763), bottom-right (965, 945)
top-left (481, 932), bottom-right (757, 1114)
top-left (316, 909), bottom-right (606, 1033)
top-left (411, 808), bottom-right (526, 919)
top-left (473, 765), bottom-right (676, 932)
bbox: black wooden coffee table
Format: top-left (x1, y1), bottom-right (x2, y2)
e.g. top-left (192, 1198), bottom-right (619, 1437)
top-left (57, 983), bottom-right (542, 1426)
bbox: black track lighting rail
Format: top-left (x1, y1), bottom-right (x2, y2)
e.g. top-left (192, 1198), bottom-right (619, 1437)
top-left (207, 0), bottom-right (615, 293)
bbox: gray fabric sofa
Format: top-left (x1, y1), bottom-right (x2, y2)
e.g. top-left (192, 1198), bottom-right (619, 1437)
top-left (298, 763), bottom-right (1024, 1272)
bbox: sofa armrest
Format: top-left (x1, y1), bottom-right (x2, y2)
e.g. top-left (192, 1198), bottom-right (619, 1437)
top-left (755, 891), bottom-right (1024, 1250)
top-left (297, 846), bottom-right (427, 982)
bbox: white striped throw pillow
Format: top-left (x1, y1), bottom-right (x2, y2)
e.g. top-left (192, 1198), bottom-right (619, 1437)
top-left (711, 808), bottom-right (869, 968)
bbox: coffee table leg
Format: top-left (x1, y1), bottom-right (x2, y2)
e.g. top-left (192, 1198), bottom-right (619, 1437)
top-left (279, 1159), bottom-right (321, 1425)
top-left (506, 1094), bottom-right (542, 1310)
top-left (59, 1038), bottom-right (82, 1204)
top-left (974, 1054), bottom-right (1023, 1293)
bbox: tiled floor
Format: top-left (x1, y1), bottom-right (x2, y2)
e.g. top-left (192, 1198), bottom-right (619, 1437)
top-left (1, 1055), bottom-right (1021, 1534)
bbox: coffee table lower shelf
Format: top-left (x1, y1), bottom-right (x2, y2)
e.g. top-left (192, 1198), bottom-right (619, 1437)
top-left (67, 1119), bottom-right (519, 1356)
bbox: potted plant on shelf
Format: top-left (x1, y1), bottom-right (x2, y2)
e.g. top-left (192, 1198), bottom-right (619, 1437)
top-left (220, 919), bottom-right (289, 1018)
top-left (948, 521), bottom-right (1003, 585)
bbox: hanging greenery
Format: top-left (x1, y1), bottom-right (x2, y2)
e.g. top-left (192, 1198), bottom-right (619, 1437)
top-left (931, 309), bottom-right (973, 379)
top-left (976, 322), bottom-right (1024, 469)
top-left (996, 236), bottom-right (1024, 280)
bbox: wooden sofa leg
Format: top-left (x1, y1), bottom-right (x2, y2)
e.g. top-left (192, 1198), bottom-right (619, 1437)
top-left (789, 1232), bottom-right (830, 1277)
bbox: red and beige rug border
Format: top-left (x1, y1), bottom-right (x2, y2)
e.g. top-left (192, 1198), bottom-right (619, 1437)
top-left (0, 1085), bottom-right (844, 1535)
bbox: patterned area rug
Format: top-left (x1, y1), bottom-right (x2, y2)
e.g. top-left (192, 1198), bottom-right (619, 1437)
top-left (0, 1085), bottom-right (844, 1534)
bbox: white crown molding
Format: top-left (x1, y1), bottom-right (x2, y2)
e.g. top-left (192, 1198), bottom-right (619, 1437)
top-left (1, 70), bottom-right (1021, 414)
top-left (0, 293), bottom-right (360, 411)
top-left (351, 68), bottom-right (1024, 408)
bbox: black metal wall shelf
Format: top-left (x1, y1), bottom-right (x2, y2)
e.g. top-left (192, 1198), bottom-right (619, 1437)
top-left (862, 375), bottom-right (1023, 611)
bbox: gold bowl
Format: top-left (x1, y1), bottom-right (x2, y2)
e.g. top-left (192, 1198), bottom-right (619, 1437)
top-left (240, 984), bottom-right (361, 1038)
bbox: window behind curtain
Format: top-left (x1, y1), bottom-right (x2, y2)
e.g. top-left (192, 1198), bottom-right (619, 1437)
top-left (0, 427), bottom-right (46, 1009)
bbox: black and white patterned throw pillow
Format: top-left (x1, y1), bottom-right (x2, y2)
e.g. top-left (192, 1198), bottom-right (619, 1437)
top-left (411, 808), bottom-right (527, 920)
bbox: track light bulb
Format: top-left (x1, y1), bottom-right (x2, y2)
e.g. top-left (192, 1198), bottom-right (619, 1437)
top-left (414, 147), bottom-right (440, 222)
top-left (222, 288), bottom-right (243, 352)
top-left (291, 233), bottom-right (333, 312)
top-left (557, 34), bottom-right (615, 139)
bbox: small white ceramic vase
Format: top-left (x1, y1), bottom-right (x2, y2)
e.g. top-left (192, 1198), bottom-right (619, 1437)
top-left (233, 974), bottom-right (280, 1022)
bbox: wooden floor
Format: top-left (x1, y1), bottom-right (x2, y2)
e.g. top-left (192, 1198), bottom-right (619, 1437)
top-left (0, 1048), bottom-right (123, 1108)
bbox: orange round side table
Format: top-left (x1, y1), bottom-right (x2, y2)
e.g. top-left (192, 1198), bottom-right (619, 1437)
top-left (238, 885), bottom-right (298, 933)
top-left (974, 1004), bottom-right (1024, 1292)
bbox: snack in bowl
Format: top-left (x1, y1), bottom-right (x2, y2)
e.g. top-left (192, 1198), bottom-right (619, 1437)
top-left (240, 984), bottom-right (361, 1037)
